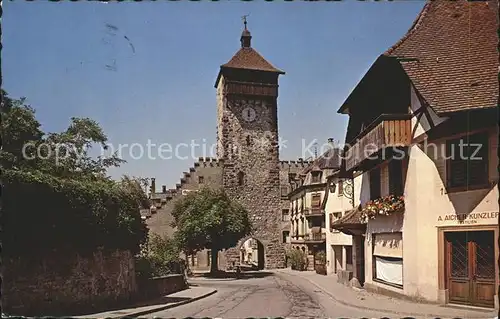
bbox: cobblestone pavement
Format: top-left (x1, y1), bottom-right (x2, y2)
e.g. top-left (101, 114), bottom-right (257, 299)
top-left (150, 273), bottom-right (390, 318)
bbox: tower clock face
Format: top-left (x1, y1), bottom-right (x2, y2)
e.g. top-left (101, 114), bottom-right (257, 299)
top-left (242, 107), bottom-right (257, 122)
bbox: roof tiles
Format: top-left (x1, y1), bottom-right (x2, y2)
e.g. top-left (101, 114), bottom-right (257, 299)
top-left (221, 47), bottom-right (285, 74)
top-left (384, 0), bottom-right (499, 114)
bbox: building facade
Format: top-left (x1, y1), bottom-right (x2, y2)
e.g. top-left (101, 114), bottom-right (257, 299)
top-left (289, 146), bottom-right (341, 270)
top-left (143, 24), bottom-right (312, 271)
top-left (324, 171), bottom-right (362, 276)
top-left (333, 0), bottom-right (498, 309)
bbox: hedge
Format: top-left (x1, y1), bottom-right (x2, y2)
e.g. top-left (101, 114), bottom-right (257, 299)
top-left (1, 169), bottom-right (148, 258)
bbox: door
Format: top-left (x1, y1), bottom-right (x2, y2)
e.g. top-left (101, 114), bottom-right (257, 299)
top-left (445, 230), bottom-right (496, 308)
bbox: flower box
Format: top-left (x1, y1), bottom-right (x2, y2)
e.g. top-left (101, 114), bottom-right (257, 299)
top-left (359, 195), bottom-right (404, 224)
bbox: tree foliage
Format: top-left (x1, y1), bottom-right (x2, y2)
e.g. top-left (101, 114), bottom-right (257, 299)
top-left (2, 169), bottom-right (148, 257)
top-left (0, 89), bottom-right (149, 258)
top-left (1, 89), bottom-right (124, 179)
top-left (135, 234), bottom-right (184, 279)
top-left (171, 187), bottom-right (252, 272)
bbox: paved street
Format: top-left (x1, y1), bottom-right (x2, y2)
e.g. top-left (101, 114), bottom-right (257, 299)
top-left (150, 272), bottom-right (390, 318)
top-left (150, 271), bottom-right (497, 319)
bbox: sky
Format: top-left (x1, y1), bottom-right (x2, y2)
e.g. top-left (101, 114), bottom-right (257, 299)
top-left (3, 0), bottom-right (425, 190)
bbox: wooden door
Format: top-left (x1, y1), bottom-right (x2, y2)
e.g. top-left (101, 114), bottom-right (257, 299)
top-left (445, 231), bottom-right (496, 308)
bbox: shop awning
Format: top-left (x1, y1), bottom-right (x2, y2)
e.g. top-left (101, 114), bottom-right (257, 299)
top-left (331, 206), bottom-right (366, 236)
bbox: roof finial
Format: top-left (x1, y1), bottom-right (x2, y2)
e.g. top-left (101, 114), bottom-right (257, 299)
top-left (242, 14), bottom-right (249, 30)
top-left (240, 14), bottom-right (252, 48)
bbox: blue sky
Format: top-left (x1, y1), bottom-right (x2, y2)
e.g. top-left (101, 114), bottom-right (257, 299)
top-left (3, 1), bottom-right (425, 189)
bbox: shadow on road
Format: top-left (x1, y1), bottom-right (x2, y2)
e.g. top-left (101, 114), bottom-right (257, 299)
top-left (191, 270), bottom-right (274, 280)
top-left (61, 295), bottom-right (192, 317)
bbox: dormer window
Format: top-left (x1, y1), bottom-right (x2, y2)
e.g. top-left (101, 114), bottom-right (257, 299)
top-left (311, 171), bottom-right (322, 183)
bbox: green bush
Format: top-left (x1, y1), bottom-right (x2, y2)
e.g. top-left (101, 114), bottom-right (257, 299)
top-left (287, 249), bottom-right (307, 271)
top-left (2, 169), bottom-right (148, 258)
top-left (135, 234), bottom-right (184, 278)
top-left (315, 251), bottom-right (326, 264)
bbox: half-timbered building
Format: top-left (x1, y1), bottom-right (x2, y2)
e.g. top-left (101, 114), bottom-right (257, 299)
top-left (333, 0), bottom-right (498, 308)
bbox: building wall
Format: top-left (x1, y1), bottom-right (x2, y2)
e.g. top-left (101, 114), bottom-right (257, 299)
top-left (359, 87), bottom-right (499, 302)
top-left (325, 177), bottom-right (356, 274)
top-left (146, 157), bottom-right (224, 238)
top-left (146, 158), bottom-right (310, 271)
top-left (401, 129), bottom-right (499, 302)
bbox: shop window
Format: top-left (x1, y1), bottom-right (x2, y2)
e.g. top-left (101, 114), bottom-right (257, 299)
top-left (372, 232), bottom-right (403, 288)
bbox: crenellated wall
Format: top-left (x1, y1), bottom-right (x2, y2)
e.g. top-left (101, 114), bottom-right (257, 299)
top-left (146, 156), bottom-right (312, 271)
top-left (146, 157), bottom-right (224, 238)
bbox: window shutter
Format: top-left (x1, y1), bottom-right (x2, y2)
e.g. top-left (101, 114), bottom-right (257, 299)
top-left (311, 194), bottom-right (321, 208)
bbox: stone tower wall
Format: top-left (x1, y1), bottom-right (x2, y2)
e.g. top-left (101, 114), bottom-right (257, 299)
top-left (216, 73), bottom-right (284, 269)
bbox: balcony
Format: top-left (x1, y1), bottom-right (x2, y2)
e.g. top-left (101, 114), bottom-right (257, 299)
top-left (304, 207), bottom-right (324, 217)
top-left (345, 114), bottom-right (411, 172)
top-left (290, 235), bottom-right (305, 244)
top-left (304, 233), bottom-right (326, 243)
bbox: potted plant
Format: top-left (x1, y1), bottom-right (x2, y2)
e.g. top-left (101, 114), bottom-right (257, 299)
top-left (315, 251), bottom-right (327, 275)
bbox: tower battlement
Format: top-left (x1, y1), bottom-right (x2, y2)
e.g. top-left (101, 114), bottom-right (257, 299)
top-left (279, 159), bottom-right (313, 169)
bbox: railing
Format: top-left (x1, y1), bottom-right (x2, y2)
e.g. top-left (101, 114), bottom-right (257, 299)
top-left (290, 235), bottom-right (305, 243)
top-left (304, 233), bottom-right (326, 242)
top-left (304, 207), bottom-right (324, 216)
top-left (345, 114), bottom-right (412, 171)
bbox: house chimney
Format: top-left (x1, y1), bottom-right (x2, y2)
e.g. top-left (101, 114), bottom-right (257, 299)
top-left (162, 185), bottom-right (167, 193)
top-left (327, 138), bottom-right (335, 148)
top-left (150, 178), bottom-right (156, 194)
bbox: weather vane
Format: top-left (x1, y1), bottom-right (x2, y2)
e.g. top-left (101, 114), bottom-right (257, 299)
top-left (242, 14), bottom-right (250, 30)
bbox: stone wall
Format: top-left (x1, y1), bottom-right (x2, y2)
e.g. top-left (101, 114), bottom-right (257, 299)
top-left (138, 274), bottom-right (188, 299)
top-left (2, 250), bottom-right (136, 316)
top-left (218, 95), bottom-right (284, 269)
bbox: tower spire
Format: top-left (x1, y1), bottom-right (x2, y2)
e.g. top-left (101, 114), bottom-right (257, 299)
top-left (240, 15), bottom-right (252, 48)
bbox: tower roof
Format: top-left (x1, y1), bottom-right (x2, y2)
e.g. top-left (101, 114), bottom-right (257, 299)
top-left (384, 0), bottom-right (498, 114)
top-left (215, 19), bottom-right (284, 87)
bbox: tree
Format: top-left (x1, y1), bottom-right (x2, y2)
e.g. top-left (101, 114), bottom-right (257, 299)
top-left (119, 175), bottom-right (151, 209)
top-left (0, 89), bottom-right (43, 169)
top-left (1, 89), bottom-right (124, 180)
top-left (171, 187), bottom-right (252, 273)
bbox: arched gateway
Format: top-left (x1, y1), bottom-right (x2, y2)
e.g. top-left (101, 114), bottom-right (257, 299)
top-left (215, 20), bottom-right (286, 269)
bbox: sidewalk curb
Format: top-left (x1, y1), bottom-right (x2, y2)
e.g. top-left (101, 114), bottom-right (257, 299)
top-left (274, 271), bottom-right (495, 319)
top-left (114, 289), bottom-right (217, 318)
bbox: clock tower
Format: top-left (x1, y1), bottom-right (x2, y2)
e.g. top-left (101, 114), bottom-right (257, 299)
top-left (215, 20), bottom-right (286, 269)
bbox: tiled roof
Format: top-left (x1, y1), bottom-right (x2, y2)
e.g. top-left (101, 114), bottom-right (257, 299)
top-left (221, 47), bottom-right (285, 74)
top-left (384, 0), bottom-right (499, 114)
top-left (300, 147), bottom-right (342, 175)
top-left (331, 207), bottom-right (363, 227)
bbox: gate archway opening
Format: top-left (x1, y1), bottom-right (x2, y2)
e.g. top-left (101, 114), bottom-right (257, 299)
top-left (240, 237), bottom-right (265, 270)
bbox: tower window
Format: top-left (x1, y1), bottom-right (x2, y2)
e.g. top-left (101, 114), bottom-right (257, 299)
top-left (198, 176), bottom-right (204, 184)
top-left (246, 135), bottom-right (252, 146)
top-left (237, 171), bottom-right (245, 186)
